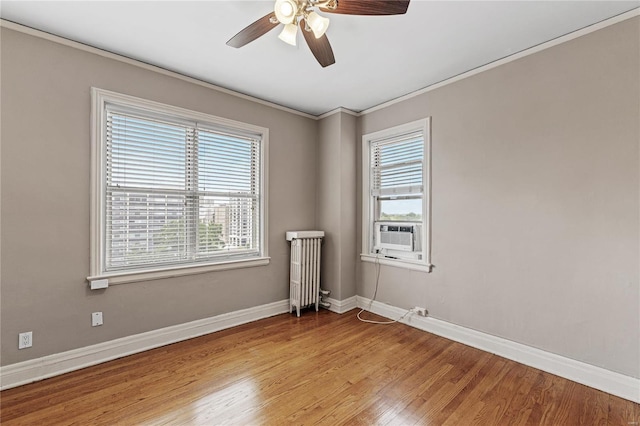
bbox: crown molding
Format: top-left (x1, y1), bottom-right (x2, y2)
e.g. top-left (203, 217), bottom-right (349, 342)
top-left (0, 19), bottom-right (318, 120)
top-left (360, 8), bottom-right (640, 116)
top-left (316, 107), bottom-right (360, 120)
top-left (2, 8), bottom-right (638, 120)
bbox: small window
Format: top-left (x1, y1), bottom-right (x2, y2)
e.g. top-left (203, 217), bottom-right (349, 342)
top-left (362, 119), bottom-right (432, 271)
top-left (89, 89), bottom-right (269, 284)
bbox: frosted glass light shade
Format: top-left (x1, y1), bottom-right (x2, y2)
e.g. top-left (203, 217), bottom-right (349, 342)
top-left (274, 0), bottom-right (297, 24)
top-left (278, 23), bottom-right (298, 46)
top-left (307, 11), bottom-right (330, 38)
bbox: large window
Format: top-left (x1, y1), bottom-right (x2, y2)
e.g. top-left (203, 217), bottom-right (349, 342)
top-left (89, 89), bottom-right (269, 285)
top-left (362, 118), bottom-right (432, 272)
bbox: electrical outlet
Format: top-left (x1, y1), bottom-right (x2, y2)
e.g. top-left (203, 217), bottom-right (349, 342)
top-left (18, 332), bottom-right (32, 349)
top-left (414, 307), bottom-right (427, 317)
top-left (92, 312), bottom-right (103, 327)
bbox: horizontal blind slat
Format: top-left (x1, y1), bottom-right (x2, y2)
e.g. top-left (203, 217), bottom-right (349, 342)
top-left (371, 131), bottom-right (424, 195)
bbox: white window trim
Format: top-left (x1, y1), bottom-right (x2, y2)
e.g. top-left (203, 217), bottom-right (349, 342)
top-left (361, 118), bottom-right (433, 272)
top-left (360, 254), bottom-right (432, 273)
top-left (89, 88), bottom-right (269, 285)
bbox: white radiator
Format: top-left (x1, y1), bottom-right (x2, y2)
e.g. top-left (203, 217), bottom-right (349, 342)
top-left (286, 231), bottom-right (325, 317)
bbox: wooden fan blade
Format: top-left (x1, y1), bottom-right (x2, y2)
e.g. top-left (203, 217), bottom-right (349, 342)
top-left (301, 20), bottom-right (336, 67)
top-left (320, 0), bottom-right (410, 15)
top-left (227, 12), bottom-right (279, 48)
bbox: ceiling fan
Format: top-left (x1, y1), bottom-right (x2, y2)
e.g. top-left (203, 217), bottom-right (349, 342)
top-left (226, 0), bottom-right (410, 68)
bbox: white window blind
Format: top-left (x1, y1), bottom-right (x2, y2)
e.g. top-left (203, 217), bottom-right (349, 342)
top-left (371, 131), bottom-right (424, 197)
top-left (105, 107), bottom-right (261, 272)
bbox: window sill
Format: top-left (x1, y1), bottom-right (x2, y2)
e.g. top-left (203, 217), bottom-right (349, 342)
top-left (87, 257), bottom-right (271, 286)
top-left (360, 254), bottom-right (433, 273)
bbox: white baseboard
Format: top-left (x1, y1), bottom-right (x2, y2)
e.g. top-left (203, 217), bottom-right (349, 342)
top-left (356, 296), bottom-right (640, 403)
top-left (4, 297), bottom-right (637, 403)
top-left (324, 296), bottom-right (358, 314)
top-left (0, 300), bottom-right (290, 391)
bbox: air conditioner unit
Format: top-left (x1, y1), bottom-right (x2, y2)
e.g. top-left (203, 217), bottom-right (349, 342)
top-left (374, 222), bottom-right (422, 253)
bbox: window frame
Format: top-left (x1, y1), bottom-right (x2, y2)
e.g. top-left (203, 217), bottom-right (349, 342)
top-left (361, 118), bottom-right (433, 272)
top-left (88, 88), bottom-right (269, 285)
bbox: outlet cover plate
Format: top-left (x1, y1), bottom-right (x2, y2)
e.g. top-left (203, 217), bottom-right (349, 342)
top-left (92, 312), bottom-right (103, 327)
top-left (18, 332), bottom-right (32, 349)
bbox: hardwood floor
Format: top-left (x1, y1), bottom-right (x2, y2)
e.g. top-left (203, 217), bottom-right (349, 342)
top-left (1, 309), bottom-right (638, 425)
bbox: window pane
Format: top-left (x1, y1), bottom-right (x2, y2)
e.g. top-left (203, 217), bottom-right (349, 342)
top-left (106, 191), bottom-right (188, 270)
top-left (197, 129), bottom-right (258, 194)
top-left (379, 198), bottom-right (422, 222)
top-left (364, 120), bottom-right (430, 265)
top-left (103, 104), bottom-right (263, 273)
top-left (198, 195), bottom-right (258, 256)
top-left (372, 134), bottom-right (423, 195)
top-left (108, 114), bottom-right (187, 190)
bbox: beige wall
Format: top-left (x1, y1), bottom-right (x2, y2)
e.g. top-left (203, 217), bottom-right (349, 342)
top-left (339, 113), bottom-right (357, 299)
top-left (357, 17), bottom-right (640, 378)
top-left (317, 112), bottom-right (357, 300)
top-left (317, 114), bottom-right (341, 297)
top-left (0, 28), bottom-right (318, 365)
top-left (2, 15), bottom-right (638, 382)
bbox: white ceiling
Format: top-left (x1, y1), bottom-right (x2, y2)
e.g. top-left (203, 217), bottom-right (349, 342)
top-left (1, 1), bottom-right (638, 116)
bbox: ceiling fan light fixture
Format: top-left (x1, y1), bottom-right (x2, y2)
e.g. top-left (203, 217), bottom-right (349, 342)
top-left (307, 11), bottom-right (330, 38)
top-left (274, 0), bottom-right (298, 24)
top-left (278, 23), bottom-right (298, 46)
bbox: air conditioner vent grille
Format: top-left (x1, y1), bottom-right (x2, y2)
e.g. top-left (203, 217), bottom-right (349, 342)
top-left (380, 231), bottom-right (412, 247)
top-left (375, 221), bottom-right (420, 253)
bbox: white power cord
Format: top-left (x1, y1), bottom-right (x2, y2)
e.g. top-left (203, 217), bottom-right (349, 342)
top-left (357, 254), bottom-right (414, 325)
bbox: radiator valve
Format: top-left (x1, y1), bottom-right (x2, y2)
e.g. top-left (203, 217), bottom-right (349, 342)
top-left (319, 288), bottom-right (331, 309)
